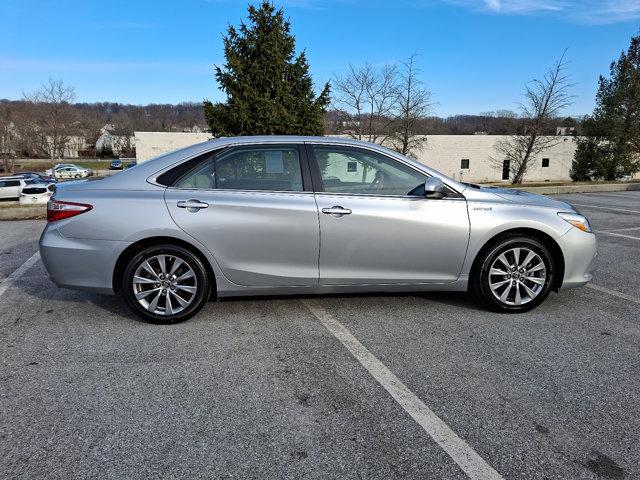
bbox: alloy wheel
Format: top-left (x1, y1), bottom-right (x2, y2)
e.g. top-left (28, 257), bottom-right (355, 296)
top-left (488, 247), bottom-right (547, 306)
top-left (132, 254), bottom-right (198, 315)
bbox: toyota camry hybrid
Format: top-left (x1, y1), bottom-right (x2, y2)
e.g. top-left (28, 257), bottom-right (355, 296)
top-left (39, 136), bottom-right (597, 324)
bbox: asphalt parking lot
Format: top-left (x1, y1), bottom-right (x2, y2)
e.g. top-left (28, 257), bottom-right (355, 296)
top-left (1, 191), bottom-right (639, 480)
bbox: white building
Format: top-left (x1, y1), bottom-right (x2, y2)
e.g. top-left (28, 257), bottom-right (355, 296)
top-left (135, 132), bottom-right (582, 183)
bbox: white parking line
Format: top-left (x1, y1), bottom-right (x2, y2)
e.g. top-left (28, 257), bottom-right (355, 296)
top-left (587, 283), bottom-right (640, 305)
top-left (0, 252), bottom-right (40, 299)
top-left (302, 299), bottom-right (504, 480)
top-left (569, 203), bottom-right (640, 214)
top-left (607, 226), bottom-right (640, 232)
top-left (577, 192), bottom-right (640, 199)
top-left (598, 231), bottom-right (640, 241)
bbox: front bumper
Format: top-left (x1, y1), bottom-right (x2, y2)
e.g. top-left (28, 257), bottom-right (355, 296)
top-left (39, 224), bottom-right (129, 295)
top-left (558, 227), bottom-right (597, 288)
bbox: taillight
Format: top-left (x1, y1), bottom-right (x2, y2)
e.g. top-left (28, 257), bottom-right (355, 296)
top-left (47, 200), bottom-right (93, 222)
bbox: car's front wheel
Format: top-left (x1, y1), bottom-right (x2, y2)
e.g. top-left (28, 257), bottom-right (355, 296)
top-left (122, 244), bottom-right (211, 323)
top-left (471, 234), bottom-right (555, 313)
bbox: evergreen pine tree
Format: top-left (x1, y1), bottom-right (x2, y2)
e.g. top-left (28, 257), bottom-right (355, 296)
top-left (204, 2), bottom-right (330, 136)
top-left (572, 34), bottom-right (640, 180)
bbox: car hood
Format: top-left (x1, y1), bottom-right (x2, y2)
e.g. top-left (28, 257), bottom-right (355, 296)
top-left (466, 186), bottom-right (575, 211)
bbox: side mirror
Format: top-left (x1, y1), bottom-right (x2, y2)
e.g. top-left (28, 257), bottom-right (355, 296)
top-left (423, 177), bottom-right (446, 198)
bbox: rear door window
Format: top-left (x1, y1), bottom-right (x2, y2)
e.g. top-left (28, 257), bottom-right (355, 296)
top-left (175, 145), bottom-right (304, 192)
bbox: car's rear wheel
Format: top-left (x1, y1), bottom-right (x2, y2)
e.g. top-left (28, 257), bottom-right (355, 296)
top-left (122, 244), bottom-right (210, 324)
top-left (471, 235), bottom-right (555, 313)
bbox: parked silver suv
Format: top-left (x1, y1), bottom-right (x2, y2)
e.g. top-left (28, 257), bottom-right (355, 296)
top-left (40, 136), bottom-right (596, 323)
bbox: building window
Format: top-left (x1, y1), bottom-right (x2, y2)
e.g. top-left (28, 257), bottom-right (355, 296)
top-left (460, 159), bottom-right (470, 169)
top-left (542, 158), bottom-right (550, 168)
top-left (502, 159), bottom-right (510, 180)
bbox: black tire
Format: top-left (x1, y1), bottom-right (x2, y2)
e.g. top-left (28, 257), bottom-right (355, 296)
top-left (471, 234), bottom-right (555, 313)
top-left (122, 244), bottom-right (211, 324)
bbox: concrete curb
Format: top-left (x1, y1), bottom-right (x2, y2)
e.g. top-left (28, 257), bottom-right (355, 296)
top-left (502, 182), bottom-right (640, 195)
top-left (0, 206), bottom-right (46, 221)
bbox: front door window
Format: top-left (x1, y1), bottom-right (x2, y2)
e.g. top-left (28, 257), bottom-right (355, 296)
top-left (312, 146), bottom-right (427, 196)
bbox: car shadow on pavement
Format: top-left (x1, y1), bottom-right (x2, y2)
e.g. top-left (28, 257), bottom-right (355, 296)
top-left (412, 291), bottom-right (484, 310)
top-left (20, 270), bottom-right (489, 324)
top-left (219, 290), bottom-right (487, 312)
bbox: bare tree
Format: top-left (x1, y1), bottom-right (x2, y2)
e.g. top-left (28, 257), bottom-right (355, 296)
top-left (23, 79), bottom-right (78, 160)
top-left (332, 56), bottom-right (435, 156)
top-left (0, 103), bottom-right (17, 173)
top-left (389, 54), bottom-right (434, 157)
top-left (493, 53), bottom-right (574, 184)
top-left (332, 63), bottom-right (398, 145)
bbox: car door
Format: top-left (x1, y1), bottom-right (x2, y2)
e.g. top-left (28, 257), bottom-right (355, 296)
top-left (0, 181), bottom-right (8, 199)
top-left (307, 144), bottom-right (470, 285)
top-left (164, 144), bottom-right (320, 287)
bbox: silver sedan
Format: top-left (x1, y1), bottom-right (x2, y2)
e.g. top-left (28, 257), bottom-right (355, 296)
top-left (40, 136), bottom-right (596, 323)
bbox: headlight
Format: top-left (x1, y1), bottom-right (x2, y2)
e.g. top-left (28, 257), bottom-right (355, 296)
top-left (558, 212), bottom-right (592, 233)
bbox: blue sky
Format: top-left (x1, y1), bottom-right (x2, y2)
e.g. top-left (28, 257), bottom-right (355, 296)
top-left (0, 0), bottom-right (638, 116)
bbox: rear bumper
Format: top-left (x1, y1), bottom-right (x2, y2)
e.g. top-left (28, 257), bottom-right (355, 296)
top-left (39, 224), bottom-right (128, 295)
top-left (558, 227), bottom-right (597, 288)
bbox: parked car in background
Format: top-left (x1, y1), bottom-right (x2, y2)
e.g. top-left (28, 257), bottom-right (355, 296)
top-left (55, 166), bottom-right (91, 179)
top-left (16, 172), bottom-right (57, 183)
top-left (0, 177), bottom-right (35, 199)
top-left (109, 159), bottom-right (123, 170)
top-left (125, 160), bottom-right (137, 169)
top-left (46, 164), bottom-right (76, 176)
top-left (19, 183), bottom-right (55, 205)
top-left (40, 136), bottom-right (597, 324)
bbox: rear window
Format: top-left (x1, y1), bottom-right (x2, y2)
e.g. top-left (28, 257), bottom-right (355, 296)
top-left (155, 149), bottom-right (225, 187)
top-left (22, 187), bottom-right (47, 194)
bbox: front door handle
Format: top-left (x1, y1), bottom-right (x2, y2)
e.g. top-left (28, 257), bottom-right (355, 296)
top-left (177, 199), bottom-right (209, 211)
top-left (322, 206), bottom-right (352, 217)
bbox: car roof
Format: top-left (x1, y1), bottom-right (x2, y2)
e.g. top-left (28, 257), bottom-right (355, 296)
top-left (0, 175), bottom-right (28, 180)
top-left (23, 182), bottom-right (52, 187)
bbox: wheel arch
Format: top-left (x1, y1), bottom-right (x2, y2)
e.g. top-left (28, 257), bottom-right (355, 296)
top-left (113, 236), bottom-right (216, 298)
top-left (469, 228), bottom-right (565, 291)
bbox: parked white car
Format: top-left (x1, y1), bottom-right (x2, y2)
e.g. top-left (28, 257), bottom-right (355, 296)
top-left (19, 183), bottom-right (55, 205)
top-left (0, 177), bottom-right (35, 200)
top-left (46, 164), bottom-right (75, 176)
top-left (55, 166), bottom-right (91, 179)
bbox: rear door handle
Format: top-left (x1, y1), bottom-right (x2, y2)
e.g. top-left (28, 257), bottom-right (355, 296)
top-left (322, 206), bottom-right (352, 217)
top-left (177, 199), bottom-right (209, 211)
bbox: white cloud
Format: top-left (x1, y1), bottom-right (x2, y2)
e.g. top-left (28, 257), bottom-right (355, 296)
top-left (442, 0), bottom-right (640, 23)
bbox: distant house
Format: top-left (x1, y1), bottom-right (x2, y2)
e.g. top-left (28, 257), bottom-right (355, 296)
top-left (556, 126), bottom-right (576, 136)
top-left (95, 124), bottom-right (135, 157)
